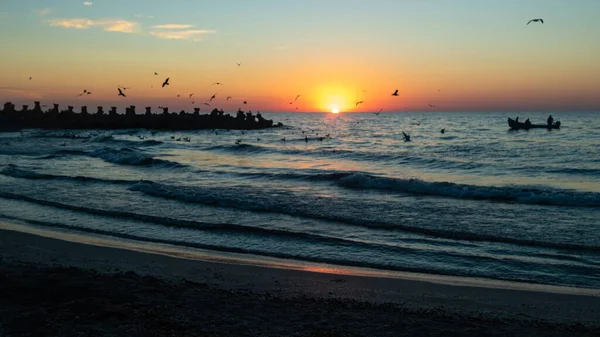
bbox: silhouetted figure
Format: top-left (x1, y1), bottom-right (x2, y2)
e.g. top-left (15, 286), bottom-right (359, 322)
top-left (402, 131), bottom-right (411, 142)
top-left (547, 115), bottom-right (554, 126)
top-left (305, 135), bottom-right (308, 143)
top-left (527, 19), bottom-right (544, 25)
top-left (392, 90), bottom-right (399, 96)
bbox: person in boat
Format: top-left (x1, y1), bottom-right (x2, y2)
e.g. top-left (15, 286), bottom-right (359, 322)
top-left (547, 115), bottom-right (554, 126)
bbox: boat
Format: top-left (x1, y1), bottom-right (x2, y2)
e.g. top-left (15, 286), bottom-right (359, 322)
top-left (508, 118), bottom-right (560, 130)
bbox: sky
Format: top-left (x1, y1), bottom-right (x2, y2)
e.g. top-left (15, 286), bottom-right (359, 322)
top-left (0, 0), bottom-right (599, 113)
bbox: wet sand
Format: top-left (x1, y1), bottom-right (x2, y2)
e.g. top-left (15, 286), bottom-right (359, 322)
top-left (1, 228), bottom-right (599, 336)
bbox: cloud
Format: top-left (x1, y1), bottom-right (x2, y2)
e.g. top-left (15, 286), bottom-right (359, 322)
top-left (36, 8), bottom-right (51, 16)
top-left (149, 29), bottom-right (215, 41)
top-left (48, 18), bottom-right (139, 33)
top-left (152, 24), bottom-right (194, 29)
top-left (83, 1), bottom-right (93, 6)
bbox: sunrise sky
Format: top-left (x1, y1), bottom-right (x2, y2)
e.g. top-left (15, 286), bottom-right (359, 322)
top-left (1, 0), bottom-right (599, 113)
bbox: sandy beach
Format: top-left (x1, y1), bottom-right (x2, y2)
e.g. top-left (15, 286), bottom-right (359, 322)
top-left (1, 226), bottom-right (599, 337)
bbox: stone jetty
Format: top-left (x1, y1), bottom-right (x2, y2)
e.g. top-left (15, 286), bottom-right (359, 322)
top-left (0, 101), bottom-right (281, 131)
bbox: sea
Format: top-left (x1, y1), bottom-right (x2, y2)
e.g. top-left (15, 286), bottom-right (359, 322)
top-left (1, 111), bottom-right (599, 289)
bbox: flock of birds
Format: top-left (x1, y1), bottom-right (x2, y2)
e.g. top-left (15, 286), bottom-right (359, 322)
top-left (22, 17), bottom-right (545, 142)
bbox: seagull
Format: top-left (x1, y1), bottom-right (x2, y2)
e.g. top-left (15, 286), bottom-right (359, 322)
top-left (29, 77), bottom-right (32, 80)
top-left (527, 18), bottom-right (544, 25)
top-left (209, 94), bottom-right (216, 101)
top-left (355, 101), bottom-right (364, 106)
top-left (203, 103), bottom-right (211, 106)
top-left (154, 72), bottom-right (158, 75)
top-left (373, 108), bottom-right (382, 115)
top-left (428, 104), bottom-right (436, 108)
top-left (392, 90), bottom-right (399, 96)
top-left (162, 77), bottom-right (170, 88)
top-left (213, 82), bottom-right (224, 85)
top-left (243, 101), bottom-right (247, 104)
top-left (294, 95), bottom-right (301, 101)
top-left (189, 93), bottom-right (194, 98)
top-left (118, 88), bottom-right (126, 97)
top-left (177, 94), bottom-right (180, 98)
top-left (226, 96), bottom-right (232, 100)
top-left (237, 63), bottom-right (241, 66)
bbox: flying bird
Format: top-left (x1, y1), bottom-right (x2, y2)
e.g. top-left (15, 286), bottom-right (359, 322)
top-left (392, 90), bottom-right (399, 96)
top-left (162, 78), bottom-right (170, 88)
top-left (373, 108), bottom-right (383, 115)
top-left (203, 103), bottom-right (211, 106)
top-left (527, 18), bottom-right (544, 25)
top-left (294, 95), bottom-right (301, 101)
top-left (117, 88), bottom-right (126, 97)
top-left (243, 101), bottom-right (247, 105)
top-left (189, 93), bottom-right (194, 98)
top-left (428, 104), bottom-right (436, 108)
top-left (237, 63), bottom-right (241, 66)
top-left (355, 101), bottom-right (364, 106)
top-left (29, 77), bottom-right (32, 80)
top-left (209, 94), bottom-right (216, 101)
top-left (226, 96), bottom-right (232, 100)
top-left (154, 72), bottom-right (158, 75)
top-left (213, 82), bottom-right (224, 85)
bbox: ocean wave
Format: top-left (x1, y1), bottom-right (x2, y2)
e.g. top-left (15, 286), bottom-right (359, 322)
top-left (0, 165), bottom-right (137, 184)
top-left (124, 181), bottom-right (600, 252)
top-left (88, 147), bottom-right (184, 167)
top-left (337, 174), bottom-right (600, 207)
top-left (202, 143), bottom-right (486, 170)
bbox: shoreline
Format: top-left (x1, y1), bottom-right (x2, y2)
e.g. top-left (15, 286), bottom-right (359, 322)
top-left (2, 221), bottom-right (598, 296)
top-left (1, 221), bottom-right (599, 297)
top-left (1, 223), bottom-right (600, 334)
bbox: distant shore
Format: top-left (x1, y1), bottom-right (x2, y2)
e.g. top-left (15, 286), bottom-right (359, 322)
top-left (1, 225), bottom-right (599, 336)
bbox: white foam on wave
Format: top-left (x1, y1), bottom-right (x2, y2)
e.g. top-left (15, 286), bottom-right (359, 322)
top-left (338, 174), bottom-right (600, 207)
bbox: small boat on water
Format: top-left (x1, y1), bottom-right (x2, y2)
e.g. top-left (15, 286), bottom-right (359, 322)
top-left (508, 118), bottom-right (560, 130)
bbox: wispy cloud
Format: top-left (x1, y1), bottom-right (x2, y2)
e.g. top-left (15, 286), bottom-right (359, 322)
top-left (152, 24), bottom-right (194, 29)
top-left (48, 18), bottom-right (139, 33)
top-left (149, 29), bottom-right (215, 41)
top-left (149, 23), bottom-right (215, 41)
top-left (83, 1), bottom-right (93, 6)
top-left (36, 8), bottom-right (51, 16)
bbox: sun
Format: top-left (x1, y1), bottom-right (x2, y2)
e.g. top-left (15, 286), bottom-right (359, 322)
top-left (331, 105), bottom-right (340, 114)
